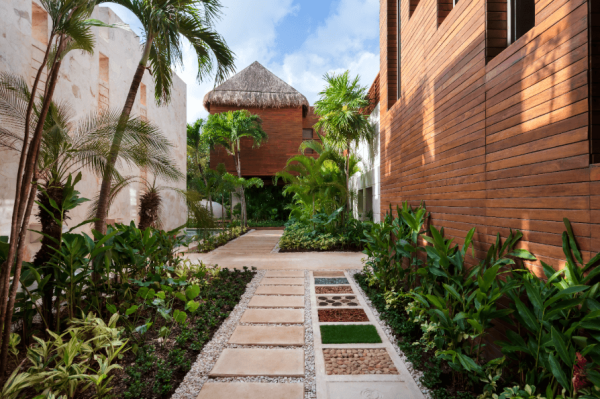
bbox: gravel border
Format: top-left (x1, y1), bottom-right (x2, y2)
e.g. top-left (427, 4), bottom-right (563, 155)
top-left (347, 269), bottom-right (432, 399)
top-left (171, 270), bottom-right (316, 399)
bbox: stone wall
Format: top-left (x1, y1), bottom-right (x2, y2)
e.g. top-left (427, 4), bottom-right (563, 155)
top-left (0, 1), bottom-right (187, 260)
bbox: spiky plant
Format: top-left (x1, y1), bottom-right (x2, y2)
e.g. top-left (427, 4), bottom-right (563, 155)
top-left (138, 184), bottom-right (162, 230)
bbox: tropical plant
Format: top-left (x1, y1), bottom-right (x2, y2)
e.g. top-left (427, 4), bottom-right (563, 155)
top-left (313, 70), bottom-right (375, 215)
top-left (204, 110), bottom-right (268, 226)
top-left (0, 0), bottom-right (123, 372)
top-left (94, 0), bottom-right (235, 234)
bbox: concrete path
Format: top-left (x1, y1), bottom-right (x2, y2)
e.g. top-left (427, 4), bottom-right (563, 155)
top-left (197, 270), bottom-right (308, 399)
top-left (185, 230), bottom-right (364, 270)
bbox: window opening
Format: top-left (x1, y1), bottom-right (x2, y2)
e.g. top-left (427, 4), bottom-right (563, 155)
top-left (507, 0), bottom-right (535, 44)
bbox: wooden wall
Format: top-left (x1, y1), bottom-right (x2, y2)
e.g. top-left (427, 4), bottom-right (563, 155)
top-left (378, 0), bottom-right (598, 273)
top-left (591, 0), bottom-right (600, 163)
top-left (209, 105), bottom-right (308, 177)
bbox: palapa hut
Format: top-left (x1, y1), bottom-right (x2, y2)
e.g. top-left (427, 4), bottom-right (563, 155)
top-left (204, 61), bottom-right (319, 178)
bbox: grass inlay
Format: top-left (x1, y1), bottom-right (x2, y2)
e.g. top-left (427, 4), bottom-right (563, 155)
top-left (320, 324), bottom-right (382, 344)
top-left (315, 277), bottom-right (349, 285)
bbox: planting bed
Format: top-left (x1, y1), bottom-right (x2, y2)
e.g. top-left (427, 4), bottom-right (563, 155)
top-left (314, 277), bottom-right (349, 285)
top-left (320, 325), bottom-right (381, 344)
top-left (318, 309), bottom-right (369, 322)
top-left (315, 285), bottom-right (354, 294)
top-left (323, 348), bottom-right (399, 375)
top-left (317, 295), bottom-right (359, 307)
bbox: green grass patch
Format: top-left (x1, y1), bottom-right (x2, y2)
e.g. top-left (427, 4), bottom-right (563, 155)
top-left (320, 324), bottom-right (382, 344)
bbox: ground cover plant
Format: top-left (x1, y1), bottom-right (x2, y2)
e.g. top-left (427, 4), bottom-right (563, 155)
top-left (357, 202), bottom-right (600, 399)
top-left (194, 226), bottom-right (249, 253)
top-left (0, 175), bottom-right (256, 398)
top-left (320, 325), bottom-right (382, 344)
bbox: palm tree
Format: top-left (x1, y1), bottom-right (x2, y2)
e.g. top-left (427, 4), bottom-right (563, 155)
top-left (203, 110), bottom-right (268, 227)
top-left (187, 119), bottom-right (215, 216)
top-left (0, 73), bottom-right (181, 332)
top-left (313, 71), bottom-right (374, 215)
top-left (94, 0), bottom-right (236, 234)
top-left (0, 0), bottom-right (120, 372)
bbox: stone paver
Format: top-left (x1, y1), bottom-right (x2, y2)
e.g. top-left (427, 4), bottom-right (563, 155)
top-left (326, 381), bottom-right (410, 399)
top-left (255, 285), bottom-right (304, 295)
top-left (209, 348), bottom-right (304, 377)
top-left (248, 295), bottom-right (304, 308)
top-left (240, 309), bottom-right (304, 324)
top-left (314, 271), bottom-right (346, 277)
top-left (261, 277), bottom-right (304, 285)
top-left (265, 270), bottom-right (304, 277)
top-left (184, 230), bottom-right (364, 270)
top-left (197, 382), bottom-right (304, 399)
top-left (229, 325), bottom-right (304, 346)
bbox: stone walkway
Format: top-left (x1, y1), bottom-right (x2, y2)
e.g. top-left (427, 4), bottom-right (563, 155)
top-left (185, 230), bottom-right (364, 270)
top-left (194, 268), bottom-right (425, 399)
top-left (196, 270), bottom-right (308, 399)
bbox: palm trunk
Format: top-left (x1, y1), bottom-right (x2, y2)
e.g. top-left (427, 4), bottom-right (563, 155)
top-left (0, 40), bottom-right (64, 373)
top-left (95, 37), bottom-right (153, 235)
top-left (0, 36), bottom-right (54, 323)
top-left (234, 150), bottom-right (246, 227)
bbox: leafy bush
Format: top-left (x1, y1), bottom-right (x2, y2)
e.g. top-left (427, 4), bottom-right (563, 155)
top-left (194, 226), bottom-right (248, 253)
top-left (357, 201), bottom-right (600, 398)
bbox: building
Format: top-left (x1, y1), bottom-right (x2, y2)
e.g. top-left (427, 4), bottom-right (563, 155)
top-left (351, 73), bottom-right (382, 223)
top-left (376, 0), bottom-right (599, 271)
top-left (0, 2), bottom-right (187, 260)
top-left (205, 61), bottom-right (319, 179)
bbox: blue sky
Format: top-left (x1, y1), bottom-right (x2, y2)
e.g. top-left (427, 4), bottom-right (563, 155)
top-left (104, 0), bottom-right (380, 123)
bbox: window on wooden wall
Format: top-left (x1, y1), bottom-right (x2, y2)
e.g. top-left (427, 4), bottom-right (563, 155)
top-left (590, 0), bottom-right (600, 163)
top-left (409, 0), bottom-right (420, 18)
top-left (386, 0), bottom-right (398, 108)
top-left (486, 0), bottom-right (508, 63)
top-left (32, 3), bottom-right (48, 45)
top-left (438, 0), bottom-right (453, 26)
top-left (507, 0), bottom-right (535, 45)
top-left (303, 129), bottom-right (314, 154)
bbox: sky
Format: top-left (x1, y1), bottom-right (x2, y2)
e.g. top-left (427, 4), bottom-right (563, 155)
top-left (104, 0), bottom-right (380, 123)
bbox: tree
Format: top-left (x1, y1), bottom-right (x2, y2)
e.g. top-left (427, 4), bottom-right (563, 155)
top-left (313, 71), bottom-right (374, 216)
top-left (203, 110), bottom-right (268, 227)
top-left (187, 119), bottom-right (214, 216)
top-left (0, 73), bottom-right (181, 332)
top-left (94, 0), bottom-right (236, 234)
top-left (0, 0), bottom-right (120, 373)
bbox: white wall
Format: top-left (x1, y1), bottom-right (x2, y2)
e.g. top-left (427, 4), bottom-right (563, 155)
top-left (350, 103), bottom-right (380, 222)
top-left (0, 1), bottom-right (187, 260)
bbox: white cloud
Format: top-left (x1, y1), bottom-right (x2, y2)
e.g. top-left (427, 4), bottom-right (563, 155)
top-left (106, 0), bottom-right (380, 123)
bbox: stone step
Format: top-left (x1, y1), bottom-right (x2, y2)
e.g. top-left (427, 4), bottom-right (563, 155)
top-left (248, 295), bottom-right (304, 308)
top-left (265, 270), bottom-right (304, 278)
top-left (261, 277), bottom-right (304, 285)
top-left (229, 325), bottom-right (304, 346)
top-left (313, 271), bottom-right (346, 277)
top-left (240, 309), bottom-right (304, 324)
top-left (197, 382), bottom-right (304, 399)
top-left (255, 285), bottom-right (304, 295)
top-left (209, 348), bottom-right (304, 377)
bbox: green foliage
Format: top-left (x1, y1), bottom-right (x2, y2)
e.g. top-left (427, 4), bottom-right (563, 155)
top-left (320, 325), bottom-right (382, 344)
top-left (357, 203), bottom-right (600, 398)
top-left (195, 226), bottom-right (248, 253)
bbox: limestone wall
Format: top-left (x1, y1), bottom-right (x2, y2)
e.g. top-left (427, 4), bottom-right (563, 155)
top-left (0, 1), bottom-right (187, 260)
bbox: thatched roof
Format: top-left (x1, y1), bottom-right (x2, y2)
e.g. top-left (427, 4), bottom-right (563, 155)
top-left (203, 61), bottom-right (309, 115)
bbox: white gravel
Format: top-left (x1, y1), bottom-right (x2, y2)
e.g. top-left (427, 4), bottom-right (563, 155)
top-left (171, 270), bottom-right (316, 399)
top-left (348, 269), bottom-right (432, 399)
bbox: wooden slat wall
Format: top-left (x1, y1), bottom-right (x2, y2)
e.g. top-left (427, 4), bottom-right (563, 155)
top-left (410, 0), bottom-right (421, 17)
top-left (209, 105), bottom-right (305, 177)
top-left (590, 0), bottom-right (600, 162)
top-left (486, 0), bottom-right (507, 63)
top-left (387, 0), bottom-right (398, 109)
top-left (378, 0), bottom-right (596, 273)
top-left (438, 0), bottom-right (454, 26)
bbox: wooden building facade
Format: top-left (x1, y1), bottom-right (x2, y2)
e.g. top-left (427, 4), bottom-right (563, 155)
top-left (377, 0), bottom-right (600, 272)
top-left (205, 62), bottom-right (319, 179)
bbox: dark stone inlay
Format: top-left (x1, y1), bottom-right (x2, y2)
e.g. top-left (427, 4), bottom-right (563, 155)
top-left (315, 277), bottom-right (349, 285)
